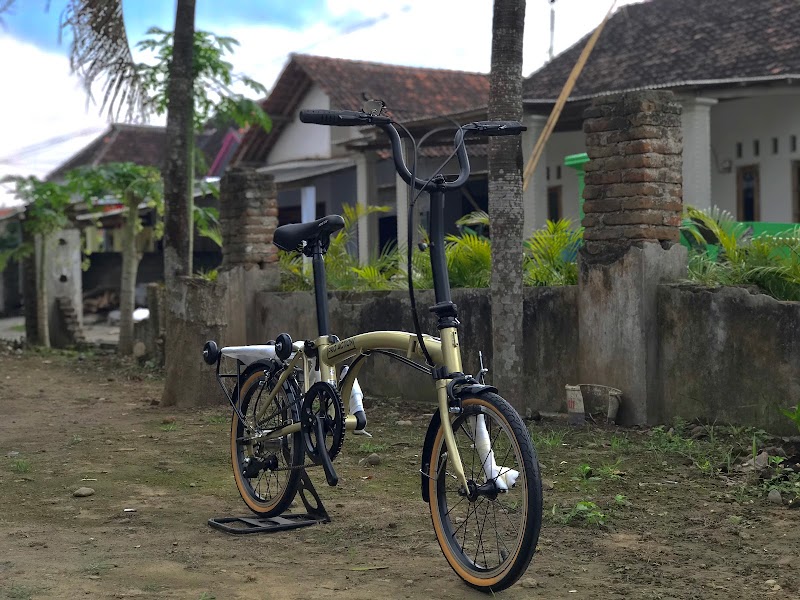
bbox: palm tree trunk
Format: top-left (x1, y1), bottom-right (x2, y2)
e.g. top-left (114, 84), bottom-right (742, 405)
top-left (21, 227), bottom-right (39, 346)
top-left (118, 194), bottom-right (140, 355)
top-left (162, 0), bottom-right (196, 291)
top-left (161, 0), bottom-right (197, 406)
top-left (488, 0), bottom-right (526, 409)
top-left (36, 234), bottom-right (50, 348)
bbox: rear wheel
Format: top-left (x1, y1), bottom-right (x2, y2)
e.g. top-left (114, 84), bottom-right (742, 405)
top-left (231, 365), bottom-right (303, 516)
top-left (427, 393), bottom-right (542, 592)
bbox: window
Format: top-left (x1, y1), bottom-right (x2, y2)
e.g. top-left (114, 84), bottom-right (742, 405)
top-left (736, 142), bottom-right (743, 159)
top-left (547, 186), bottom-right (562, 221)
top-left (737, 165), bottom-right (760, 222)
top-left (792, 135), bottom-right (798, 153)
top-left (773, 137), bottom-right (779, 154)
top-left (546, 166), bottom-right (551, 181)
top-left (556, 166), bottom-right (562, 180)
top-left (753, 140), bottom-right (760, 157)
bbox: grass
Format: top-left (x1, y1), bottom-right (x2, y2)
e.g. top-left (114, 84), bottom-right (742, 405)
top-left (357, 441), bottom-right (387, 454)
top-left (6, 584), bottom-right (38, 600)
top-left (10, 459), bottom-right (30, 474)
top-left (206, 415), bottom-right (228, 425)
top-left (160, 423), bottom-right (179, 432)
top-left (553, 500), bottom-right (607, 527)
top-left (530, 427), bottom-right (566, 448)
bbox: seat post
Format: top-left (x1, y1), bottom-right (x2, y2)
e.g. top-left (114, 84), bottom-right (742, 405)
top-left (311, 241), bottom-right (330, 337)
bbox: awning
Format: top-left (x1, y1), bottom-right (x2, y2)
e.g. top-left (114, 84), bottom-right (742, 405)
top-left (257, 158), bottom-right (356, 184)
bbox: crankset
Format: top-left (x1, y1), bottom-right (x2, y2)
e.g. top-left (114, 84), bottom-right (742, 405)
top-left (300, 382), bottom-right (345, 486)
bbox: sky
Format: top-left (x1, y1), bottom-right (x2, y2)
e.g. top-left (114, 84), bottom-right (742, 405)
top-left (0, 0), bottom-right (645, 206)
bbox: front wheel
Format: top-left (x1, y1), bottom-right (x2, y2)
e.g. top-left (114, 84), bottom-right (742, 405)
top-left (427, 393), bottom-right (542, 592)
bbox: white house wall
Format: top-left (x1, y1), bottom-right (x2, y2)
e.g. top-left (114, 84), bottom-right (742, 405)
top-left (710, 95), bottom-right (800, 222)
top-left (541, 130), bottom-right (586, 228)
top-left (268, 85), bottom-right (331, 164)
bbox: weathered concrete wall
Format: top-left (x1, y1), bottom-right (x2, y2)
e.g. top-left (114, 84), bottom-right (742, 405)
top-left (658, 285), bottom-right (800, 435)
top-left (161, 168), bottom-right (281, 407)
top-left (252, 287), bottom-right (579, 416)
top-left (578, 91), bottom-right (688, 425)
top-left (45, 230), bottom-right (84, 348)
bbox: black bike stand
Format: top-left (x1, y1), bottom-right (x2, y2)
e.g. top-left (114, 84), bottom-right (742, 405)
top-left (208, 469), bottom-right (330, 535)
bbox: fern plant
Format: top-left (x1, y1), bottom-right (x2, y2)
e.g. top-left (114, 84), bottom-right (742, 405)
top-left (277, 203), bottom-right (404, 292)
top-left (523, 219), bottom-right (582, 286)
top-left (681, 206), bottom-right (800, 300)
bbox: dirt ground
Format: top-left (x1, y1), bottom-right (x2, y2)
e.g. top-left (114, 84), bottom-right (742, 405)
top-left (1, 345), bottom-right (798, 600)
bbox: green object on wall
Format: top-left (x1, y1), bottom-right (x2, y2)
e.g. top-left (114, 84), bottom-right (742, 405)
top-left (564, 153), bottom-right (589, 221)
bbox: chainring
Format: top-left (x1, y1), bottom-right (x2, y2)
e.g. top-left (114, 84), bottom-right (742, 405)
top-left (300, 381), bottom-right (346, 465)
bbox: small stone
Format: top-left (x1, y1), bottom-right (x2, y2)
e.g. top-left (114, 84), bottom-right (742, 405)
top-left (520, 578), bottom-right (539, 588)
top-left (73, 487), bottom-right (95, 498)
top-left (87, 575), bottom-right (100, 580)
top-left (150, 399), bottom-right (160, 406)
top-left (366, 453), bottom-right (381, 465)
top-left (768, 490), bottom-right (783, 505)
top-left (6, 451), bottom-right (19, 458)
top-left (690, 425), bottom-right (707, 439)
top-left (162, 417), bottom-right (176, 424)
top-left (738, 530), bottom-right (751, 540)
top-left (395, 420), bottom-right (413, 426)
top-left (543, 480), bottom-right (555, 491)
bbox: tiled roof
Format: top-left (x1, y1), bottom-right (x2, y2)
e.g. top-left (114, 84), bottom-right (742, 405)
top-left (47, 124), bottom-right (167, 181)
top-left (234, 54), bottom-right (489, 165)
top-left (524, 0), bottom-right (800, 102)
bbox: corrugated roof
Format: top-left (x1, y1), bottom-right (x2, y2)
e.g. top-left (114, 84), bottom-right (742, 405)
top-left (524, 0), bottom-right (800, 102)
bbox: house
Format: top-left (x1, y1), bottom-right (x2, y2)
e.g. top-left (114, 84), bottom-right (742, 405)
top-left (44, 122), bottom-right (235, 300)
top-left (523, 0), bottom-right (800, 227)
top-left (233, 54), bottom-right (489, 260)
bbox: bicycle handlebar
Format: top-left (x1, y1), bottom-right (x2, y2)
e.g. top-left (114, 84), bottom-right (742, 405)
top-left (298, 109), bottom-right (526, 192)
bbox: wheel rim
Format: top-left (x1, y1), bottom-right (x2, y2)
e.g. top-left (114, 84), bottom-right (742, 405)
top-left (235, 373), bottom-right (298, 509)
top-left (433, 402), bottom-right (528, 581)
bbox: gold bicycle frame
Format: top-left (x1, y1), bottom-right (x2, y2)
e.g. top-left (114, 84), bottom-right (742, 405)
top-left (243, 327), bottom-right (469, 491)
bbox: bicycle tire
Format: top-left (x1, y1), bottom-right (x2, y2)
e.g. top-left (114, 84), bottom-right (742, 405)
top-left (427, 392), bottom-right (542, 592)
top-left (231, 365), bottom-right (304, 516)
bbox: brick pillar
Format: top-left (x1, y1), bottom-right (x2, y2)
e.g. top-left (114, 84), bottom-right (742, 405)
top-left (577, 91), bottom-right (687, 425)
top-left (219, 167), bottom-right (278, 270)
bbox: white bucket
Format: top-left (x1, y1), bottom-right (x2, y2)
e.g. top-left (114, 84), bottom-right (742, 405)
top-left (565, 385), bottom-right (585, 426)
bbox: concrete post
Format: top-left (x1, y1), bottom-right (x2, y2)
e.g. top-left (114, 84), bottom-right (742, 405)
top-left (522, 114), bottom-right (548, 236)
top-left (680, 96), bottom-right (717, 210)
top-left (161, 167), bottom-right (281, 406)
top-left (45, 229), bottom-right (84, 348)
top-left (578, 91), bottom-right (688, 425)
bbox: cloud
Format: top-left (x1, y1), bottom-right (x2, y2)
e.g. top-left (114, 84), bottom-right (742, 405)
top-left (0, 36), bottom-right (111, 205)
top-left (0, 0), bottom-right (645, 206)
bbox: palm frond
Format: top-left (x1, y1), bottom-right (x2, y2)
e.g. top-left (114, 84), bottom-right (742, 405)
top-left (61, 0), bottom-right (145, 121)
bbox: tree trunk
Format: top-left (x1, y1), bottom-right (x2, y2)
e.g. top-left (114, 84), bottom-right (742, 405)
top-left (118, 194), bottom-right (141, 355)
top-left (488, 0), bottom-right (526, 409)
top-left (162, 0), bottom-right (196, 292)
top-left (21, 227), bottom-right (38, 346)
top-left (161, 0), bottom-right (196, 406)
top-left (36, 233), bottom-right (50, 348)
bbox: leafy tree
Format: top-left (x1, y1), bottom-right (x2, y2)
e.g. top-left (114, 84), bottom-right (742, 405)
top-left (69, 163), bottom-right (163, 355)
top-left (0, 176), bottom-right (72, 347)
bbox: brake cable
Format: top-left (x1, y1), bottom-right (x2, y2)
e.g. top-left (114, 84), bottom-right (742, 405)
top-left (391, 119), bottom-right (469, 368)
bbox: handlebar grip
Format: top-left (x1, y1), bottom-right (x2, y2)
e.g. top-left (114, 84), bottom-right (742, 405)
top-left (299, 109), bottom-right (391, 127)
top-left (465, 121), bottom-right (527, 136)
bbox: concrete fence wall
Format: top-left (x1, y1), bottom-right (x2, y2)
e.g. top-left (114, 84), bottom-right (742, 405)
top-left (658, 285), bottom-right (800, 435)
top-left (252, 283), bottom-right (799, 433)
top-left (253, 287), bottom-right (579, 417)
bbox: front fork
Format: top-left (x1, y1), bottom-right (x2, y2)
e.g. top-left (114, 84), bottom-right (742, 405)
top-left (436, 326), bottom-right (470, 492)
